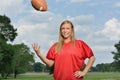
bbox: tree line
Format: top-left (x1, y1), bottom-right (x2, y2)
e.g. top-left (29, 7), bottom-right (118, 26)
top-left (0, 15), bottom-right (120, 79)
top-left (91, 41), bottom-right (120, 72)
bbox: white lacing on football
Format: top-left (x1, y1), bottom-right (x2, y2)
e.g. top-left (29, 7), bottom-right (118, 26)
top-left (39, 6), bottom-right (43, 11)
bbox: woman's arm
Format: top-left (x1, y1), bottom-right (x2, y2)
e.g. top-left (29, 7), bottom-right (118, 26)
top-left (83, 56), bottom-right (95, 73)
top-left (32, 43), bottom-right (54, 67)
top-left (75, 56), bottom-right (95, 78)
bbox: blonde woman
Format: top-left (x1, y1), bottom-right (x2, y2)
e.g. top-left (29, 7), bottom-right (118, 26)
top-left (32, 20), bottom-right (95, 80)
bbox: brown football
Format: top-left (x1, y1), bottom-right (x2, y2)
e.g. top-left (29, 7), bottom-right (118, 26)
top-left (31, 0), bottom-right (48, 11)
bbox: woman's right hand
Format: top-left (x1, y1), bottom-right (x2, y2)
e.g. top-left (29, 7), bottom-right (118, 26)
top-left (32, 43), bottom-right (40, 54)
top-left (32, 43), bottom-right (54, 67)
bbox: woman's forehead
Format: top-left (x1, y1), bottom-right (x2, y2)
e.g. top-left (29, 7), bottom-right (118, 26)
top-left (61, 23), bottom-right (71, 27)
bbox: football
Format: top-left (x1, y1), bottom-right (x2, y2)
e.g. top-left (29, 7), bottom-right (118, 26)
top-left (31, 0), bottom-right (48, 11)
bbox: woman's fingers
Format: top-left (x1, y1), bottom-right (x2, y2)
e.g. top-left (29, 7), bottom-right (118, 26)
top-left (32, 43), bottom-right (40, 52)
top-left (74, 71), bottom-right (84, 78)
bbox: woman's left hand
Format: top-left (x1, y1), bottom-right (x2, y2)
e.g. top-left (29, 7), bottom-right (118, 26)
top-left (74, 71), bottom-right (86, 78)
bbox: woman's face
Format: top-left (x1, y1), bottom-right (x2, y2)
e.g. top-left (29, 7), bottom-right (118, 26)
top-left (61, 23), bottom-right (72, 40)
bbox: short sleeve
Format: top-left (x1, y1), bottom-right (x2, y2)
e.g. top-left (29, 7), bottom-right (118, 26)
top-left (46, 43), bottom-right (57, 60)
top-left (79, 40), bottom-right (94, 59)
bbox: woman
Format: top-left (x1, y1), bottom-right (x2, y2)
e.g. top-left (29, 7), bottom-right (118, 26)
top-left (32, 20), bottom-right (95, 80)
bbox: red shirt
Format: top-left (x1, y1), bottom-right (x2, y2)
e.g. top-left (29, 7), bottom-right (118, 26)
top-left (46, 40), bottom-right (94, 80)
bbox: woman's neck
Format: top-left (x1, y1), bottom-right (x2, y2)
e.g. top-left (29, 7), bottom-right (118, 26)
top-left (64, 38), bottom-right (71, 43)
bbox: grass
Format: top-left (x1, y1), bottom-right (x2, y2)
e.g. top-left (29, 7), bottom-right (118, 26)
top-left (1, 72), bottom-right (120, 80)
top-left (2, 73), bottom-right (53, 80)
top-left (84, 72), bottom-right (120, 80)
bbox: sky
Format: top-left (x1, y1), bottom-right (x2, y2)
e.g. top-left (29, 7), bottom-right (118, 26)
top-left (0, 0), bottom-right (120, 66)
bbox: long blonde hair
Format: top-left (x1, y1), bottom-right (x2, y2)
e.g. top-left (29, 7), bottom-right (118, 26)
top-left (55, 20), bottom-right (76, 53)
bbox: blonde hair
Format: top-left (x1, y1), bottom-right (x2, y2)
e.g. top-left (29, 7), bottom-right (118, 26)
top-left (55, 20), bottom-right (76, 53)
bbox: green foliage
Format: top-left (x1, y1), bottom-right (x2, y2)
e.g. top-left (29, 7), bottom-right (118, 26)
top-left (46, 65), bottom-right (54, 74)
top-left (112, 40), bottom-right (120, 61)
top-left (0, 15), bottom-right (18, 79)
top-left (0, 15), bottom-right (17, 42)
top-left (0, 43), bottom-right (14, 79)
top-left (94, 63), bottom-right (112, 72)
top-left (0, 15), bottom-right (11, 23)
top-left (12, 43), bottom-right (35, 75)
top-left (33, 62), bottom-right (46, 72)
top-left (111, 40), bottom-right (120, 71)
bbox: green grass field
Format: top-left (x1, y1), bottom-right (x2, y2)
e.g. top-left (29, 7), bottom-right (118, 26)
top-left (1, 72), bottom-right (120, 80)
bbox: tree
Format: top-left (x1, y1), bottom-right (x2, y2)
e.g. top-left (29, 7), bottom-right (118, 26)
top-left (0, 15), bottom-right (17, 42)
top-left (0, 43), bottom-right (14, 79)
top-left (112, 40), bottom-right (120, 71)
top-left (33, 62), bottom-right (46, 72)
top-left (0, 15), bottom-right (17, 79)
top-left (46, 65), bottom-right (54, 74)
top-left (12, 43), bottom-right (35, 78)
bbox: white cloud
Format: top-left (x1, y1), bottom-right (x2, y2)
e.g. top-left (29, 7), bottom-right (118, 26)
top-left (14, 22), bottom-right (57, 46)
top-left (13, 11), bottom-right (63, 51)
top-left (0, 0), bottom-right (25, 16)
top-left (98, 18), bottom-right (120, 41)
top-left (93, 45), bottom-right (114, 52)
top-left (67, 14), bottom-right (94, 25)
top-left (17, 23), bottom-right (48, 36)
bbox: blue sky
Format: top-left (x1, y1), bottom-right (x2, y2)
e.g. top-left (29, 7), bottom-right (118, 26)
top-left (0, 0), bottom-right (120, 66)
